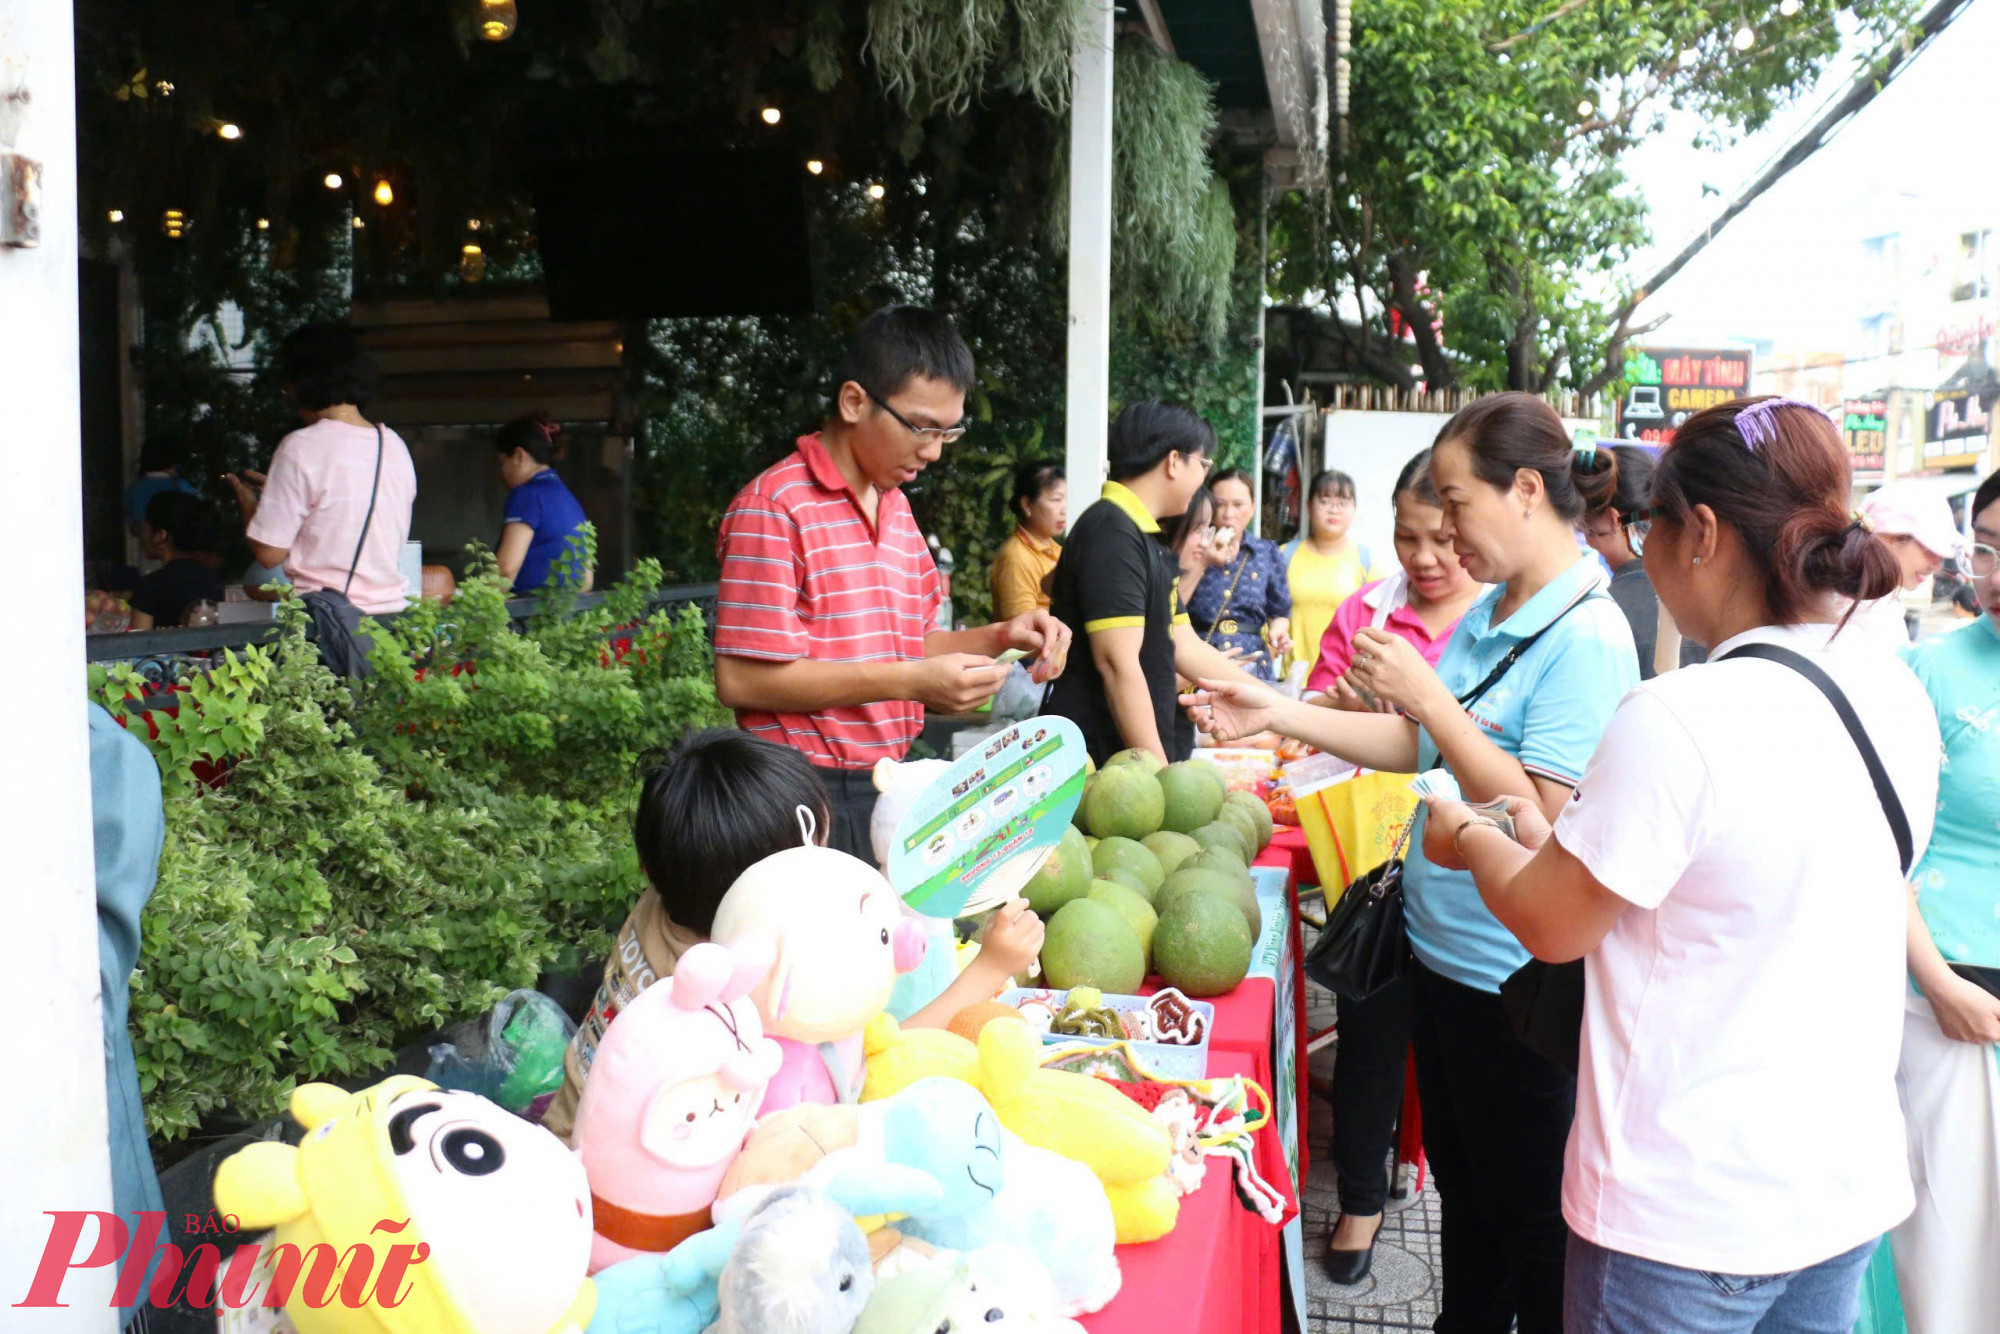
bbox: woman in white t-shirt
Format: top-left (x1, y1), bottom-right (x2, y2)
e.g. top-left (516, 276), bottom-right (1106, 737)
top-left (1423, 397), bottom-right (1943, 1334)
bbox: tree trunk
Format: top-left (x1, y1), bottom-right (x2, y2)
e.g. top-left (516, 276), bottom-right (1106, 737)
top-left (1386, 251), bottom-right (1455, 390)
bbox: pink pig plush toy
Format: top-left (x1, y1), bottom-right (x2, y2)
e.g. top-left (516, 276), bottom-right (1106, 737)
top-left (709, 825), bottom-right (928, 1117)
top-left (571, 939), bottom-right (784, 1274)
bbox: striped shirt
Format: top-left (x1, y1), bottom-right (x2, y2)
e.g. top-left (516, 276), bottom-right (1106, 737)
top-left (715, 432), bottom-right (942, 768)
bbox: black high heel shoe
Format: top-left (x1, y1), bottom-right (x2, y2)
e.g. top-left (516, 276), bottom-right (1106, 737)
top-left (1322, 1217), bottom-right (1380, 1285)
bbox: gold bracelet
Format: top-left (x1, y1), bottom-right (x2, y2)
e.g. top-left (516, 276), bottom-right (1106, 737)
top-left (1452, 815), bottom-right (1505, 856)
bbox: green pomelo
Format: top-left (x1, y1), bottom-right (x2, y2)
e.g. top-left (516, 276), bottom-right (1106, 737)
top-left (1191, 819), bottom-right (1252, 863)
top-left (1082, 764), bottom-right (1166, 841)
top-left (1041, 898), bottom-right (1147, 994)
top-left (1093, 868), bottom-right (1151, 899)
top-left (1181, 847), bottom-right (1252, 889)
top-left (1158, 865), bottom-right (1259, 938)
top-left (1087, 881), bottom-right (1159, 967)
top-left (1157, 761), bottom-right (1226, 833)
top-left (1223, 789), bottom-right (1275, 853)
top-left (1153, 891), bottom-right (1255, 997)
top-left (1216, 802), bottom-right (1262, 861)
top-left (1024, 825), bottom-right (1093, 916)
top-left (1092, 836), bottom-right (1165, 893)
top-left (1140, 830), bottom-right (1203, 877)
top-left (1104, 747), bottom-right (1167, 775)
top-left (1073, 772), bottom-right (1099, 831)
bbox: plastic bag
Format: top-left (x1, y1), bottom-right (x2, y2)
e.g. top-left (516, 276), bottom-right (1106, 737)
top-left (424, 989), bottom-right (577, 1115)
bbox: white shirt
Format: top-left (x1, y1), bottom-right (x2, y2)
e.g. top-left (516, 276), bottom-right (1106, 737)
top-left (1834, 595), bottom-right (1914, 653)
top-left (1553, 622), bottom-right (1941, 1275)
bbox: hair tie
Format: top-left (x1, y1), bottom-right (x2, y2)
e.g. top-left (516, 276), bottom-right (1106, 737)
top-left (1572, 433), bottom-right (1598, 467)
top-left (1734, 396), bottom-right (1834, 451)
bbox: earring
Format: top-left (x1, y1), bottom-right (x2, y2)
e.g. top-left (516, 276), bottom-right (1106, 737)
top-left (1692, 556), bottom-right (1702, 567)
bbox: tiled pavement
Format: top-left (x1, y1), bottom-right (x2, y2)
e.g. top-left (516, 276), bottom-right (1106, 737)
top-left (1300, 925), bottom-right (1446, 1333)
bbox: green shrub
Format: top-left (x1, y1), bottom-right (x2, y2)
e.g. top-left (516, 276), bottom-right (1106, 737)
top-left (92, 553), bottom-right (731, 1141)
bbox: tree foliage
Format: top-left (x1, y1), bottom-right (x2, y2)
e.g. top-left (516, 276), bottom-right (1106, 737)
top-left (1269, 0), bottom-right (1918, 394)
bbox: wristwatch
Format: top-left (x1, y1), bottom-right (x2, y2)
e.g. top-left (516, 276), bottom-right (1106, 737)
top-left (1451, 814), bottom-right (1506, 855)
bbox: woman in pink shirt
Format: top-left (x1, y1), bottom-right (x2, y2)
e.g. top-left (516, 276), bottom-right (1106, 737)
top-left (1309, 446), bottom-right (1485, 1284)
top-left (228, 324), bottom-right (417, 616)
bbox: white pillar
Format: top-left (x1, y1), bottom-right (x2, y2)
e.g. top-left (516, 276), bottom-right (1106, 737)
top-left (1065, 0), bottom-right (1115, 500)
top-left (0, 0), bottom-right (118, 1326)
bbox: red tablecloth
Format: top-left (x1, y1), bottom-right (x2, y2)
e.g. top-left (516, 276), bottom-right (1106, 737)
top-left (1262, 824), bottom-right (1318, 887)
top-left (1078, 1051), bottom-right (1287, 1334)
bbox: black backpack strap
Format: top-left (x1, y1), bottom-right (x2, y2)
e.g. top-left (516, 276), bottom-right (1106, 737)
top-left (1455, 587), bottom-right (1605, 708)
top-left (343, 424), bottom-right (386, 598)
top-left (1718, 641), bottom-right (1914, 874)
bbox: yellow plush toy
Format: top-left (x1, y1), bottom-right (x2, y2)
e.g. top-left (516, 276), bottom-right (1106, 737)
top-left (212, 1075), bottom-right (596, 1334)
top-left (860, 1013), bottom-right (979, 1102)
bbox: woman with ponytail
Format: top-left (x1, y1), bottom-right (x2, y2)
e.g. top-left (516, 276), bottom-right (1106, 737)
top-left (1185, 392), bottom-right (1638, 1322)
top-left (1420, 397), bottom-right (1943, 1333)
top-left (495, 411), bottom-right (593, 593)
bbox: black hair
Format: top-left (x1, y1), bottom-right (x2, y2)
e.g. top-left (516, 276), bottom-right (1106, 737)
top-left (1107, 400), bottom-right (1214, 482)
top-left (832, 305), bottom-right (975, 402)
top-left (277, 323), bottom-right (377, 412)
top-left (1209, 467), bottom-right (1254, 500)
top-left (1586, 444), bottom-right (1657, 519)
top-left (1435, 391), bottom-right (1615, 523)
top-left (497, 411), bottom-right (563, 466)
top-left (1308, 469), bottom-right (1356, 503)
top-left (1009, 460), bottom-right (1064, 525)
top-left (1165, 486), bottom-right (1215, 554)
top-left (143, 490), bottom-right (221, 555)
top-left (1392, 448), bottom-right (1440, 508)
top-left (632, 729), bottom-right (831, 937)
top-left (139, 436), bottom-right (182, 474)
top-left (1972, 466), bottom-right (2000, 530)
top-left (1652, 396), bottom-right (1899, 625)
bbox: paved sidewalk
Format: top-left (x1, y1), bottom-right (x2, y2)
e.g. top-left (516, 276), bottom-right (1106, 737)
top-left (1300, 934), bottom-right (1446, 1333)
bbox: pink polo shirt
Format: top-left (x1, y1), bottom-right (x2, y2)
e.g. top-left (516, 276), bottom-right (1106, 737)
top-left (1305, 574), bottom-right (1462, 694)
top-left (247, 419), bottom-right (417, 615)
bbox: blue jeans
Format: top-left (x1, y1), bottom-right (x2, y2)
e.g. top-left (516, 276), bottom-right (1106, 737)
top-left (1564, 1234), bottom-right (1878, 1334)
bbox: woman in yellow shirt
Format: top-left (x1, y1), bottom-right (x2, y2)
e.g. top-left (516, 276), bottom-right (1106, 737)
top-left (991, 460), bottom-right (1067, 619)
top-left (1281, 469), bottom-right (1376, 676)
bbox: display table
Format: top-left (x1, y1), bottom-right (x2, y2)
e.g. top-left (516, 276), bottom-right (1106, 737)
top-left (1261, 824), bottom-right (1318, 888)
top-left (1078, 1050), bottom-right (1286, 1334)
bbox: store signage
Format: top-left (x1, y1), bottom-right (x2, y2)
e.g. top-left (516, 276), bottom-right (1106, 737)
top-left (1842, 397), bottom-right (1889, 477)
top-left (1936, 317), bottom-right (1996, 359)
top-left (1617, 346), bottom-right (1754, 444)
top-left (1926, 386), bottom-right (1993, 470)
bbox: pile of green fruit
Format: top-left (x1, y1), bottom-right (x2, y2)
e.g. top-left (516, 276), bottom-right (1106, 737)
top-left (1023, 749), bottom-right (1273, 998)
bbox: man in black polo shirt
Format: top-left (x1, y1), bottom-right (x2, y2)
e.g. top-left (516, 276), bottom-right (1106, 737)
top-left (1043, 401), bottom-right (1262, 764)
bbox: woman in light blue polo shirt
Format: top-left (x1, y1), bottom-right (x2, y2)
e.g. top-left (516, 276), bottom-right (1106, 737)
top-left (1185, 392), bottom-right (1636, 1331)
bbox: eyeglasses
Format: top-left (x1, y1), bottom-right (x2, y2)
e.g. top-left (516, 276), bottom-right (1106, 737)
top-left (1180, 451), bottom-right (1214, 474)
top-left (864, 387), bottom-right (967, 444)
top-left (1316, 494), bottom-right (1357, 509)
top-left (1621, 505), bottom-right (1664, 557)
top-left (1960, 542), bottom-right (1999, 578)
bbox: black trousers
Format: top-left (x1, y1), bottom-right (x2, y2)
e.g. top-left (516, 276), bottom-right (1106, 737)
top-left (812, 764), bottom-right (880, 862)
top-left (1410, 958), bottom-right (1574, 1334)
top-left (1330, 973), bottom-right (1414, 1217)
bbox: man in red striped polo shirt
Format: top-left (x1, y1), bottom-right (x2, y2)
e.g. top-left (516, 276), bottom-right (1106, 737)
top-left (713, 307), bottom-right (1073, 857)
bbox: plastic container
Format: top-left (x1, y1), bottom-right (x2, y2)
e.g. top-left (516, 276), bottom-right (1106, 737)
top-left (997, 987), bottom-right (1214, 1080)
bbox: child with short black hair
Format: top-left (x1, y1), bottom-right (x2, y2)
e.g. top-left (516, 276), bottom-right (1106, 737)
top-left (540, 728), bottom-right (830, 1142)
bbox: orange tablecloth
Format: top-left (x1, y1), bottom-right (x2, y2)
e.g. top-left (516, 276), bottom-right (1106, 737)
top-left (1077, 1050), bottom-right (1288, 1334)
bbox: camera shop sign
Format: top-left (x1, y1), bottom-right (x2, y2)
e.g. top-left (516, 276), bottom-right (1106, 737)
top-left (1617, 347), bottom-right (1754, 443)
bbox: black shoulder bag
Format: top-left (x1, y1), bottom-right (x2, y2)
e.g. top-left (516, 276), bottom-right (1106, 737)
top-left (1500, 640), bottom-right (1919, 1072)
top-left (1304, 589), bottom-right (1599, 1002)
top-left (298, 424), bottom-right (386, 679)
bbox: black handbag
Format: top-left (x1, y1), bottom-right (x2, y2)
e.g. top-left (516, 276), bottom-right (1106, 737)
top-left (298, 424), bottom-right (386, 679)
top-left (1500, 640), bottom-right (1919, 1073)
top-left (1303, 590), bottom-right (1599, 1003)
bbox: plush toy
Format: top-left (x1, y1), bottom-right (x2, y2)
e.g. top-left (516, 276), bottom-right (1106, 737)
top-left (213, 1076), bottom-right (595, 1334)
top-left (571, 940), bottom-right (784, 1273)
top-left (872, 758), bottom-right (962, 1023)
top-left (587, 1171), bottom-right (941, 1334)
top-left (859, 1013), bottom-right (978, 1102)
top-left (853, 1256), bottom-right (1089, 1334)
top-left (976, 1018), bottom-right (1178, 1245)
top-left (711, 1186), bottom-right (877, 1334)
top-left (709, 841), bottom-right (928, 1115)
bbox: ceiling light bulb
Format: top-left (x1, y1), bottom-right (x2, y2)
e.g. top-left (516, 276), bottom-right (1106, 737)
top-left (1778, 0), bottom-right (1800, 14)
top-left (107, 209), bottom-right (124, 223)
top-left (806, 159), bottom-right (824, 175)
top-left (373, 180), bottom-right (394, 206)
top-left (1732, 24), bottom-right (1756, 50)
top-left (761, 107), bottom-right (782, 125)
top-left (324, 172), bottom-right (343, 190)
top-left (462, 243), bottom-right (483, 255)
top-left (468, 218), bottom-right (482, 231)
top-left (352, 217), bottom-right (365, 229)
top-left (1577, 99), bottom-right (1594, 118)
top-left (256, 218), bottom-right (270, 230)
top-left (868, 183), bottom-right (886, 200)
top-left (218, 123), bottom-right (242, 140)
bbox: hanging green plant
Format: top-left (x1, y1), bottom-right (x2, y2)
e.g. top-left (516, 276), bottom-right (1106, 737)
top-left (864, 0), bottom-right (1009, 116)
top-left (1000, 0), bottom-right (1092, 112)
